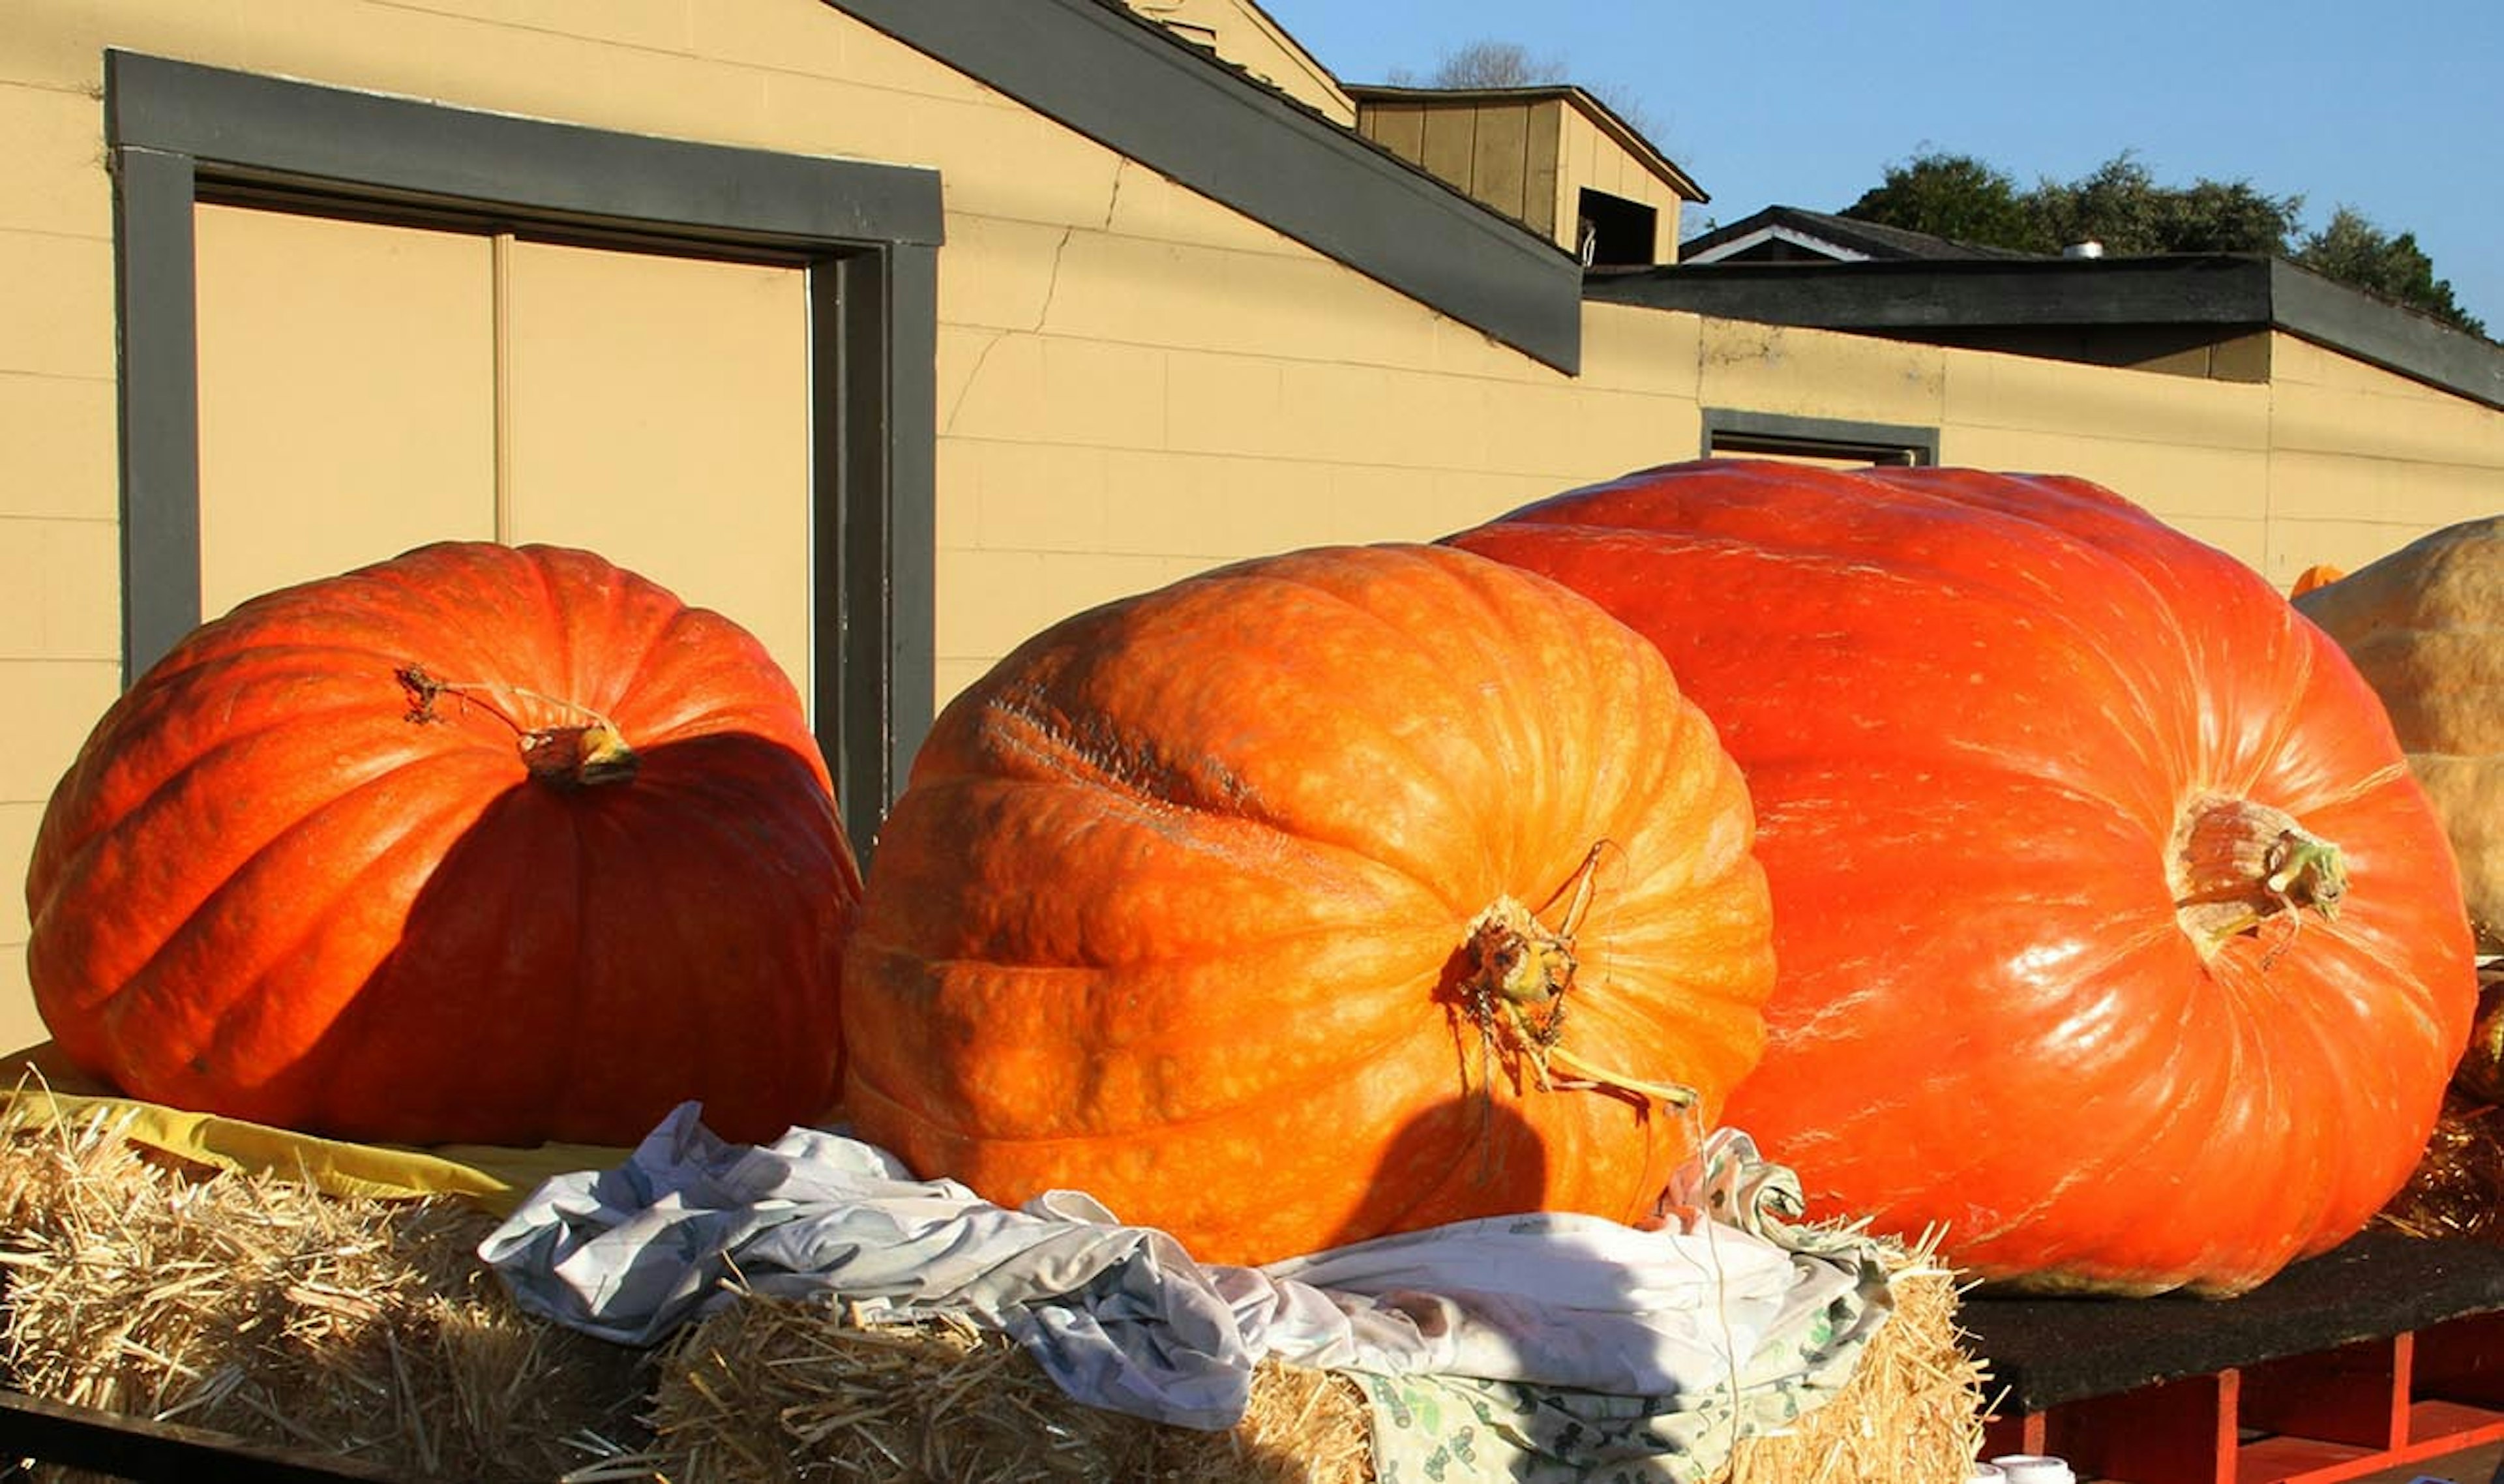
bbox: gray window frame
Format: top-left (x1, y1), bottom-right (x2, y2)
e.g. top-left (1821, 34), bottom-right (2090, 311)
top-left (104, 50), bottom-right (941, 850)
top-left (1701, 408), bottom-right (1940, 467)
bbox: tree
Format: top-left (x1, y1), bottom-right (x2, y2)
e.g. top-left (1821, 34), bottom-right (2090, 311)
top-left (1840, 153), bottom-right (2045, 252)
top-left (2156, 176), bottom-right (2308, 256)
top-left (1843, 151), bottom-right (2484, 338)
top-left (2297, 208), bottom-right (2486, 337)
top-left (1387, 39), bottom-right (1665, 145)
top-left (1394, 39), bottom-right (1566, 89)
top-left (2027, 153), bottom-right (2299, 257)
top-left (1844, 150), bottom-right (2300, 257)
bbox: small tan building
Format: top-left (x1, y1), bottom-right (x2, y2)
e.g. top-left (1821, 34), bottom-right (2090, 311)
top-left (4, 0), bottom-right (2501, 1052)
top-left (1351, 83), bottom-right (1706, 268)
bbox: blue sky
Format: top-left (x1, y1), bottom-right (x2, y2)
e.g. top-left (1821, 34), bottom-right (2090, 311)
top-left (1259, 0), bottom-right (2503, 336)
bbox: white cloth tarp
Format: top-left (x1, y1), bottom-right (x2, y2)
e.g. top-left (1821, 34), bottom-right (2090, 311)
top-left (481, 1104), bottom-right (1899, 1479)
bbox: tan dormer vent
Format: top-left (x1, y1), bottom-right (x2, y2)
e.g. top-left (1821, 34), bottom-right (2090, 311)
top-left (1349, 84), bottom-right (1706, 265)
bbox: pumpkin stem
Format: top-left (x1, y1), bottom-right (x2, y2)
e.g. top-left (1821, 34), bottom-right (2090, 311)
top-left (1545, 1043), bottom-right (1699, 1108)
top-left (1457, 844), bottom-right (1698, 1110)
top-left (397, 664), bottom-right (639, 788)
top-left (2169, 795), bottom-right (2346, 963)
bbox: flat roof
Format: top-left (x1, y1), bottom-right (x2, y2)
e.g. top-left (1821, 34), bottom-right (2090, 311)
top-left (1588, 254), bottom-right (2504, 410)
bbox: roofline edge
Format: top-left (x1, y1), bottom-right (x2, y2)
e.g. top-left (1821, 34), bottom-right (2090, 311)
top-left (832, 0), bottom-right (1583, 374)
top-left (1588, 256), bottom-right (2503, 411)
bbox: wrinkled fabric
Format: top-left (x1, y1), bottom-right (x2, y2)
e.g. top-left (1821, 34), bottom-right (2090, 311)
top-left (481, 1102), bottom-right (1896, 1462)
top-left (1357, 1225), bottom-right (1896, 1481)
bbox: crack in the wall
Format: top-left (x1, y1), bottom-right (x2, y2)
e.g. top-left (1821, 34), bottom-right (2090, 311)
top-left (942, 226), bottom-right (1079, 435)
top-left (1104, 160), bottom-right (1128, 233)
top-left (943, 330), bottom-right (1007, 434)
top-left (1034, 226), bottom-right (1076, 335)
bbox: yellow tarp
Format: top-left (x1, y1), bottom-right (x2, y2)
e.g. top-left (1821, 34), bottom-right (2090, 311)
top-left (2, 1043), bottom-right (626, 1217)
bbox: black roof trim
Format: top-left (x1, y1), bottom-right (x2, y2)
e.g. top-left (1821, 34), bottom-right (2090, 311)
top-left (831, 0), bottom-right (1583, 374)
top-left (1589, 254), bottom-right (2504, 410)
top-left (2267, 259), bottom-right (2504, 413)
top-left (1592, 254), bottom-right (2274, 327)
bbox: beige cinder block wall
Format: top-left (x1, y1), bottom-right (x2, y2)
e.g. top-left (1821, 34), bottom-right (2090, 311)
top-left (2263, 334), bottom-right (2504, 582)
top-left (4, 0), bottom-right (2499, 1058)
top-left (3, 12), bottom-right (125, 1059)
top-left (1698, 316), bottom-right (2504, 588)
top-left (0, 0), bottom-right (1707, 1054)
top-left (1923, 327), bottom-right (2276, 563)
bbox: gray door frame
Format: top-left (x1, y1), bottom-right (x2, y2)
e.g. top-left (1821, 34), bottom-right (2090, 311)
top-left (104, 50), bottom-right (942, 850)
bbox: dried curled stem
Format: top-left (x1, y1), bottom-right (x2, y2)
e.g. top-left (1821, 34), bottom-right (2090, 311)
top-left (1457, 843), bottom-right (1698, 1110)
top-left (2169, 795), bottom-right (2346, 966)
top-left (396, 664), bottom-right (638, 788)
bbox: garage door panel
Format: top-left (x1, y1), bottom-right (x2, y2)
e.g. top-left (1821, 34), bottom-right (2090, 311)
top-left (194, 203), bottom-right (496, 619)
top-left (501, 240), bottom-right (812, 704)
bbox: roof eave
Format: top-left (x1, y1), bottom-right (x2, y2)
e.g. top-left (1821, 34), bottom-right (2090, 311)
top-left (1587, 255), bottom-right (2504, 409)
top-left (833, 0), bottom-right (1583, 373)
top-left (1680, 222), bottom-right (1873, 264)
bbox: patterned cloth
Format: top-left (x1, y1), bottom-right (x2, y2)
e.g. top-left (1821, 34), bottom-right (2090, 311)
top-left (1356, 1139), bottom-right (1898, 1483)
top-left (481, 1104), bottom-right (1900, 1479)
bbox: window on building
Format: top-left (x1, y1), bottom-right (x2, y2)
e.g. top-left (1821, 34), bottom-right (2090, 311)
top-left (1702, 409), bottom-right (1939, 467)
top-left (192, 200), bottom-right (814, 689)
top-left (1576, 188), bottom-right (1658, 267)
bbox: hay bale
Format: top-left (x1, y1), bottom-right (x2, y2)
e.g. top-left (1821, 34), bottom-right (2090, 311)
top-left (638, 1239), bottom-right (1987, 1484)
top-left (2379, 964), bottom-right (2504, 1243)
top-left (1724, 1238), bottom-right (1991, 1484)
top-left (644, 1302), bottom-right (1373, 1484)
top-left (2378, 1090), bottom-right (2504, 1243)
top-left (0, 1099), bottom-right (648, 1481)
top-left (1, 1091), bottom-right (1990, 1483)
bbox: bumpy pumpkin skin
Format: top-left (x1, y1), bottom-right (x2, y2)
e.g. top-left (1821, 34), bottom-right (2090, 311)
top-left (842, 544), bottom-right (1775, 1266)
top-left (2293, 517), bottom-right (2504, 953)
top-left (27, 541), bottom-right (861, 1147)
top-left (1448, 460), bottom-right (2477, 1297)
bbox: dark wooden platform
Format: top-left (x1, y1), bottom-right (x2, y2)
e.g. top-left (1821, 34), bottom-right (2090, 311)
top-left (0, 1386), bottom-right (420, 1482)
top-left (1967, 1232), bottom-right (2504, 1483)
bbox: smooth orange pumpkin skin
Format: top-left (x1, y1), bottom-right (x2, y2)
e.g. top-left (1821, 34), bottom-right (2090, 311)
top-left (26, 541), bottom-right (861, 1147)
top-left (841, 544), bottom-right (1775, 1266)
top-left (1448, 460), bottom-right (2478, 1296)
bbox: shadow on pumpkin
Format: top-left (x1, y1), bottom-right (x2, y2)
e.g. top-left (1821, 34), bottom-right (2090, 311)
top-left (1322, 1090), bottom-right (1553, 1253)
top-left (268, 729), bottom-right (853, 1150)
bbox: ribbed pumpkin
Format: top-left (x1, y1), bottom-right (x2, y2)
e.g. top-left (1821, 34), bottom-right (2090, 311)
top-left (841, 544), bottom-right (1775, 1265)
top-left (2294, 517), bottom-right (2504, 953)
top-left (1447, 460), bottom-right (2478, 1296)
top-left (26, 541), bottom-right (861, 1147)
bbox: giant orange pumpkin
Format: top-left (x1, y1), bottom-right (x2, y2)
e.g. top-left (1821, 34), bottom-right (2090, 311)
top-left (26, 541), bottom-right (861, 1148)
top-left (1447, 460), bottom-right (2478, 1296)
top-left (841, 544), bottom-right (1775, 1266)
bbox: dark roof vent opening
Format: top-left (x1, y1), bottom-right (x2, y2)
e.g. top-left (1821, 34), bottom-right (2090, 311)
top-left (1577, 188), bottom-right (1658, 268)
